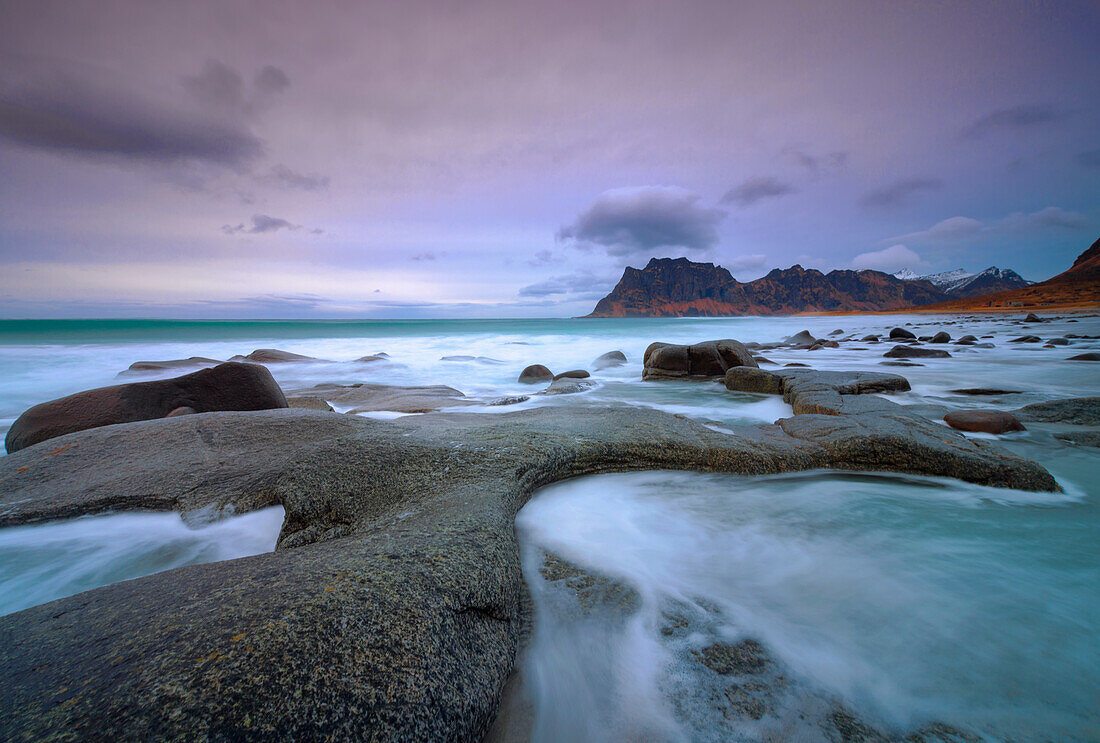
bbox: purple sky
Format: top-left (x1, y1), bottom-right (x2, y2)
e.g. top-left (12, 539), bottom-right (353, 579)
top-left (1, 0), bottom-right (1098, 318)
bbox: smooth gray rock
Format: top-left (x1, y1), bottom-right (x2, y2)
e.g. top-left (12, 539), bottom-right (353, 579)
top-left (294, 383), bottom-right (476, 414)
top-left (552, 370), bottom-right (590, 381)
top-left (1014, 398), bottom-right (1100, 426)
top-left (592, 350), bottom-right (627, 370)
top-left (0, 398), bottom-right (1059, 742)
top-left (286, 395), bottom-right (336, 412)
top-left (119, 356), bottom-right (223, 375)
top-left (228, 349), bottom-right (325, 363)
top-left (889, 327), bottom-right (916, 340)
top-left (930, 332), bottom-right (951, 343)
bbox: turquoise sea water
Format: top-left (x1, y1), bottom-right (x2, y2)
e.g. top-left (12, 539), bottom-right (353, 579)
top-left (0, 314), bottom-right (1097, 741)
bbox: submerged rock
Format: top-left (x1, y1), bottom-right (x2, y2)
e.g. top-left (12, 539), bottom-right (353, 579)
top-left (883, 345), bottom-right (951, 359)
top-left (592, 350), bottom-right (628, 370)
top-left (950, 388), bottom-right (1021, 396)
top-left (1067, 352), bottom-right (1100, 361)
top-left (119, 356), bottom-right (223, 375)
top-left (4, 362), bottom-right (287, 454)
top-left (299, 383), bottom-right (475, 414)
top-left (228, 348), bottom-right (325, 363)
top-left (1013, 397), bottom-right (1100, 426)
top-left (889, 327), bottom-right (916, 340)
top-left (643, 339), bottom-right (757, 380)
top-left (944, 410), bottom-right (1026, 434)
top-left (552, 369), bottom-right (590, 381)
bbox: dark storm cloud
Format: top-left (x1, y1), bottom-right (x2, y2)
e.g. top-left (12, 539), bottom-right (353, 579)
top-left (222, 214), bottom-right (316, 234)
top-left (258, 164), bottom-right (330, 190)
top-left (1077, 149), bottom-right (1100, 170)
top-left (558, 186), bottom-right (726, 256)
top-left (860, 178), bottom-right (943, 208)
top-left (720, 177), bottom-right (796, 207)
top-left (0, 76), bottom-right (262, 166)
top-left (961, 103), bottom-right (1063, 139)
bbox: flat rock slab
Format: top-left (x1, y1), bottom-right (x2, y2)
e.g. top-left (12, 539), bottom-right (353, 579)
top-left (289, 383), bottom-right (477, 414)
top-left (1013, 397), bottom-right (1100, 426)
top-left (0, 400), bottom-right (1059, 742)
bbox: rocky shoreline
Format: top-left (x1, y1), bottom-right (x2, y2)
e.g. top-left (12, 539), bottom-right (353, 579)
top-left (0, 323), bottom-right (1094, 741)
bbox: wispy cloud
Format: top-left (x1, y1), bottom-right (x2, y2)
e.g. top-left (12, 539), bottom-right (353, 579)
top-left (961, 103), bottom-right (1063, 139)
top-left (222, 214), bottom-right (322, 235)
top-left (851, 244), bottom-right (926, 273)
top-left (720, 177), bottom-right (796, 207)
top-left (860, 178), bottom-right (942, 208)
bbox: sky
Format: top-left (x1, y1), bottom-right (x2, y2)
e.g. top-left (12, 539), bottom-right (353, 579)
top-left (0, 0), bottom-right (1098, 318)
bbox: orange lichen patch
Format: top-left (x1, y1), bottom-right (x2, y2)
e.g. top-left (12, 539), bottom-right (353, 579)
top-left (17, 466), bottom-right (28, 471)
top-left (46, 443), bottom-right (73, 456)
top-left (325, 586), bottom-right (335, 592)
top-left (231, 633), bottom-right (246, 642)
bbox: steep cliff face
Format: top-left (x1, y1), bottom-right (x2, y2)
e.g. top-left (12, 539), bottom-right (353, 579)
top-left (586, 258), bottom-right (951, 317)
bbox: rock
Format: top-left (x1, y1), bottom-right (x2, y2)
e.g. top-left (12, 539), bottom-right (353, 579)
top-left (120, 356), bottom-right (223, 375)
top-left (1024, 313), bottom-right (1042, 322)
top-left (592, 350), bottom-right (627, 370)
top-left (0, 401), bottom-right (1058, 741)
top-left (808, 340), bottom-right (839, 350)
top-left (165, 406), bottom-right (197, 417)
top-left (1054, 431), bottom-right (1100, 448)
top-left (950, 388), bottom-right (1021, 396)
top-left (353, 355), bottom-right (388, 363)
top-left (784, 330), bottom-right (817, 347)
top-left (943, 410), bottom-right (1026, 434)
top-left (752, 355), bottom-right (775, 365)
top-left (228, 349), bottom-right (323, 363)
top-left (286, 395), bottom-right (336, 412)
top-left (1067, 352), bottom-right (1100, 361)
top-left (694, 639), bottom-right (769, 675)
top-left (1013, 398), bottom-right (1100, 426)
top-left (539, 378), bottom-right (596, 396)
top-left (918, 335), bottom-right (932, 342)
top-left (552, 370), bottom-right (590, 381)
top-left (517, 364), bottom-right (553, 384)
top-left (828, 329), bottom-right (844, 336)
top-left (1008, 335), bottom-right (1042, 343)
top-left (889, 327), bottom-right (916, 340)
top-left (784, 362), bottom-right (810, 367)
top-left (957, 335), bottom-right (978, 343)
top-left (881, 361), bottom-right (923, 367)
top-left (300, 383), bottom-right (476, 414)
top-left (883, 345), bottom-right (951, 359)
top-left (930, 332), bottom-right (951, 343)
top-left (724, 368), bottom-right (785, 395)
top-left (488, 396), bottom-right (530, 406)
top-left (860, 334), bottom-right (880, 342)
top-left (4, 363), bottom-right (288, 454)
top-left (643, 339), bottom-right (757, 380)
top-left (1046, 337), bottom-right (1069, 345)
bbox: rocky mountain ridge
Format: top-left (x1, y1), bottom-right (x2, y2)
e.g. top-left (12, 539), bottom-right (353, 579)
top-left (894, 266), bottom-right (1032, 298)
top-left (587, 257), bottom-right (951, 317)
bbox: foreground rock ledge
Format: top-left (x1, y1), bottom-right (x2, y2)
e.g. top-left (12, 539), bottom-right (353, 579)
top-left (0, 405), bottom-right (1057, 742)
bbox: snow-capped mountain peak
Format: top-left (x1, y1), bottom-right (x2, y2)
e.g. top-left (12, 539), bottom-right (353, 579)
top-left (894, 266), bottom-right (1032, 298)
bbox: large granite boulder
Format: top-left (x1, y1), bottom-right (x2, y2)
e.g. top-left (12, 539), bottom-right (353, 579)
top-left (0, 399), bottom-right (1058, 742)
top-left (643, 339), bottom-right (757, 380)
top-left (4, 362), bottom-right (287, 454)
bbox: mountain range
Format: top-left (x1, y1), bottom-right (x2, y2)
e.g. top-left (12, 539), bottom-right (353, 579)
top-left (586, 242), bottom-right (1097, 316)
top-left (892, 267), bottom-right (1031, 298)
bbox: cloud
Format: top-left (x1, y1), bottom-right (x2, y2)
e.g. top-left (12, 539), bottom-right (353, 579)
top-left (410, 252), bottom-right (437, 261)
top-left (860, 178), bottom-right (942, 208)
top-left (1001, 206), bottom-right (1087, 230)
top-left (558, 186), bottom-right (726, 256)
top-left (724, 254), bottom-right (768, 272)
top-left (1077, 149), bottom-right (1100, 170)
top-left (222, 214), bottom-right (316, 235)
top-left (720, 177), bottom-right (795, 207)
top-left (517, 273), bottom-right (612, 299)
top-left (788, 150), bottom-right (848, 174)
top-left (890, 216), bottom-right (984, 243)
top-left (527, 249), bottom-right (562, 267)
top-left (961, 103), bottom-right (1063, 139)
top-left (851, 244), bottom-right (925, 273)
top-left (254, 66), bottom-right (290, 95)
top-left (258, 164), bottom-right (329, 190)
top-left (0, 75), bottom-right (262, 167)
